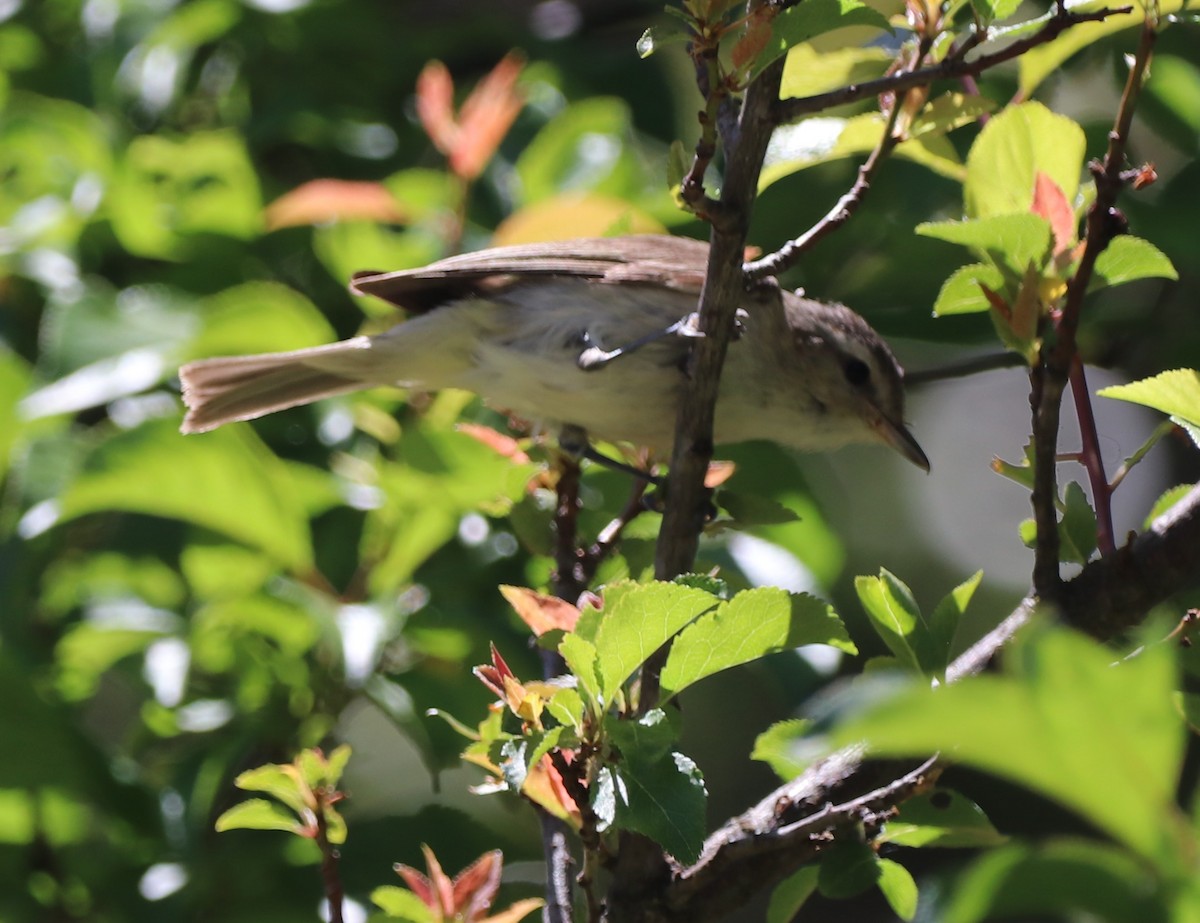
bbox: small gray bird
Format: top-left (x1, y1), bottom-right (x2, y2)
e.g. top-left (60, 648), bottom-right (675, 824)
top-left (179, 235), bottom-right (928, 469)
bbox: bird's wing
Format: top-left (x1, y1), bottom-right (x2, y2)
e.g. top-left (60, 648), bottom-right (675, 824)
top-left (349, 235), bottom-right (710, 312)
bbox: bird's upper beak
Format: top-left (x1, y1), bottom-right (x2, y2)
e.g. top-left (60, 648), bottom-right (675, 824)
top-left (872, 412), bottom-right (930, 471)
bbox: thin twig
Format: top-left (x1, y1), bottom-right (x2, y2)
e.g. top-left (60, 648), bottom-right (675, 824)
top-left (745, 92), bottom-right (906, 279)
top-left (1031, 17), bottom-right (1157, 595)
top-left (772, 5), bottom-right (1130, 124)
top-left (1069, 358), bottom-right (1116, 555)
top-left (313, 798), bottom-right (344, 923)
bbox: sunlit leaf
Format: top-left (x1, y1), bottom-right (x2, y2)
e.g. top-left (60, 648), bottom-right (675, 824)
top-left (592, 581), bottom-right (718, 702)
top-left (754, 0), bottom-right (891, 77)
top-left (1098, 369), bottom-right (1200, 429)
top-left (214, 799), bottom-right (302, 835)
top-left (59, 420), bottom-right (314, 571)
top-left (964, 102), bottom-right (1085, 219)
top-left (660, 587), bottom-right (854, 700)
top-left (877, 858), bottom-right (919, 921)
top-left (1089, 236), bottom-right (1178, 292)
top-left (110, 131), bottom-right (262, 259)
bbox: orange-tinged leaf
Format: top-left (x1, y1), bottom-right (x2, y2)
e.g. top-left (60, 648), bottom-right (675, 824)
top-left (453, 51), bottom-right (525, 180)
top-left (417, 60), bottom-right (458, 154)
top-left (264, 179), bottom-right (406, 230)
top-left (394, 862), bottom-right (436, 911)
top-left (704, 460), bottom-right (736, 488)
top-left (451, 850), bottom-right (503, 920)
top-left (731, 7), bottom-right (772, 71)
top-left (1011, 262), bottom-right (1043, 343)
top-left (491, 194), bottom-right (665, 246)
top-left (1031, 171), bottom-right (1076, 257)
top-left (421, 843), bottom-right (457, 916)
top-left (500, 585), bottom-right (580, 635)
top-left (522, 754), bottom-right (582, 826)
top-left (457, 424), bottom-right (531, 463)
top-left (502, 674), bottom-right (544, 724)
top-left (978, 283), bottom-right (1012, 321)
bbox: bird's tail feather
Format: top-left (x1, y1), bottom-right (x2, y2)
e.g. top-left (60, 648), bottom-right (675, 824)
top-left (180, 340), bottom-right (374, 433)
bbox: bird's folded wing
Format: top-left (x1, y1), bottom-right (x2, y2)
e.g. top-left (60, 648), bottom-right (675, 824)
top-left (349, 234), bottom-right (709, 312)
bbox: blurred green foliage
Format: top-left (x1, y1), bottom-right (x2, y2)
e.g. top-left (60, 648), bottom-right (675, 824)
top-left (0, 0), bottom-right (1198, 921)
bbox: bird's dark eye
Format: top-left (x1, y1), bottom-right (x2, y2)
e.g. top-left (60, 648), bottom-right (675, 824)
top-left (843, 358), bottom-right (871, 387)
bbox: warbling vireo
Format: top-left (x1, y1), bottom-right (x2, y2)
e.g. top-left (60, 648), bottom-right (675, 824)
top-left (179, 235), bottom-right (928, 470)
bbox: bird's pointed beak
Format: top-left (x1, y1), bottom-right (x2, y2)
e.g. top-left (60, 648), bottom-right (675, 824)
top-left (872, 413), bottom-right (930, 471)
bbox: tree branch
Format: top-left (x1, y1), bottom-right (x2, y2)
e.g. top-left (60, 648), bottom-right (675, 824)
top-left (648, 481), bottom-right (1200, 919)
top-left (744, 97), bottom-right (905, 279)
top-left (772, 5), bottom-right (1131, 125)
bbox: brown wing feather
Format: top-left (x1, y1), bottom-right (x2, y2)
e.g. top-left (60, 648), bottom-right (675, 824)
top-left (349, 234), bottom-right (710, 312)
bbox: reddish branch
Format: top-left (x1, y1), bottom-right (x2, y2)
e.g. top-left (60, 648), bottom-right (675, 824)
top-left (1031, 18), bottom-right (1157, 597)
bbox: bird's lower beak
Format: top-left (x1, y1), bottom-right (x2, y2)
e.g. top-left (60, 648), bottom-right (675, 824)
top-left (873, 415), bottom-right (930, 471)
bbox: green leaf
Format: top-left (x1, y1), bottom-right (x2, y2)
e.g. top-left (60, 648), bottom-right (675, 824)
top-left (766, 866), bottom-right (820, 923)
top-left (1017, 1), bottom-right (1187, 100)
top-left (964, 102), bottom-right (1085, 219)
top-left (546, 687), bottom-right (585, 731)
top-left (660, 587), bottom-right (853, 700)
top-left (1145, 484), bottom-right (1194, 528)
top-left (1090, 236), bottom-right (1178, 291)
top-left (234, 764), bottom-right (310, 815)
top-left (1059, 481), bottom-right (1098, 565)
top-left (592, 581), bottom-right (718, 703)
top-left (917, 214), bottom-right (1052, 277)
top-left (880, 789), bottom-right (1006, 848)
top-left (752, 718), bottom-right (816, 781)
top-left (930, 262), bottom-right (1005, 316)
top-left (877, 858), bottom-right (919, 921)
top-left (183, 282), bottom-right (337, 361)
top-left (834, 623), bottom-right (1187, 866)
top-left (941, 840), bottom-right (1167, 923)
top-left (214, 799), bottom-right (302, 835)
top-left (315, 223), bottom-right (441, 302)
top-left (0, 347), bottom-right (30, 473)
top-left (855, 570), bottom-right (923, 672)
top-left (926, 571), bottom-right (982, 673)
top-left (715, 490), bottom-right (800, 527)
top-left (780, 45), bottom-right (890, 100)
top-left (0, 93), bottom-right (113, 253)
top-left (608, 750), bottom-right (708, 864)
top-left (364, 426), bottom-right (537, 594)
top-left (817, 839), bottom-right (880, 899)
top-left (111, 130), bottom-right (262, 260)
top-left (970, 0), bottom-right (1023, 24)
top-left (910, 93), bottom-right (998, 141)
top-left (558, 633), bottom-right (602, 709)
top-left (58, 420), bottom-right (313, 571)
top-left (1098, 369), bottom-right (1200, 429)
top-left (755, 0), bottom-right (890, 77)
top-left (514, 98), bottom-right (673, 218)
top-left (371, 885), bottom-right (438, 922)
top-left (605, 708), bottom-right (679, 764)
